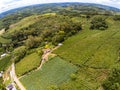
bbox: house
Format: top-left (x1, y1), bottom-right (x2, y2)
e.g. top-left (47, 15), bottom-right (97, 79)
top-left (0, 73), bottom-right (2, 78)
top-left (6, 84), bottom-right (17, 90)
top-left (1, 53), bottom-right (7, 58)
top-left (0, 71), bottom-right (3, 78)
top-left (58, 43), bottom-right (63, 46)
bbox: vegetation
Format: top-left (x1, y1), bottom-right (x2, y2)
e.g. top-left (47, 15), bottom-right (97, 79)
top-left (12, 46), bottom-right (27, 63)
top-left (90, 16), bottom-right (108, 30)
top-left (113, 15), bottom-right (120, 21)
top-left (0, 3), bottom-right (114, 30)
top-left (0, 78), bottom-right (5, 90)
top-left (54, 17), bottom-right (120, 89)
top-left (15, 52), bottom-right (42, 76)
top-left (20, 57), bottom-right (78, 90)
top-left (0, 3), bottom-right (120, 90)
top-left (102, 67), bottom-right (120, 90)
top-left (0, 55), bottom-right (11, 71)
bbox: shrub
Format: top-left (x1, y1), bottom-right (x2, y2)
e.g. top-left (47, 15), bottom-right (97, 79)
top-left (70, 73), bottom-right (77, 81)
top-left (113, 15), bottom-right (120, 21)
top-left (12, 46), bottom-right (27, 63)
top-left (102, 67), bottom-right (120, 90)
top-left (25, 36), bottom-right (42, 49)
top-left (90, 16), bottom-right (108, 30)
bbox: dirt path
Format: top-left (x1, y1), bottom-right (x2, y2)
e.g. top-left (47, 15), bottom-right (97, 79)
top-left (37, 46), bottom-right (60, 70)
top-left (11, 63), bottom-right (26, 90)
top-left (19, 46), bottom-right (60, 79)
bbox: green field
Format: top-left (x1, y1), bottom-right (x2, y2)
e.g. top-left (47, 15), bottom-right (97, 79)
top-left (0, 36), bottom-right (11, 44)
top-left (53, 18), bottom-right (120, 89)
top-left (15, 53), bottom-right (41, 76)
top-left (20, 57), bottom-right (78, 90)
top-left (54, 20), bottom-right (120, 68)
top-left (0, 55), bottom-right (11, 71)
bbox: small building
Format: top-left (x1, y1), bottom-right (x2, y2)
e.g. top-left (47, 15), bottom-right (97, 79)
top-left (0, 73), bottom-right (2, 78)
top-left (58, 43), bottom-right (63, 46)
top-left (6, 84), bottom-right (17, 90)
top-left (1, 53), bottom-right (7, 58)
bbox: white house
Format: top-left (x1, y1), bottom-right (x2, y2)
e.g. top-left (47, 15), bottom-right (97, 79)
top-left (58, 43), bottom-right (63, 46)
top-left (0, 73), bottom-right (2, 78)
top-left (1, 53), bottom-right (7, 58)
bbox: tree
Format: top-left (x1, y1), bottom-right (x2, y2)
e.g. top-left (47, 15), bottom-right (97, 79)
top-left (52, 35), bottom-right (64, 45)
top-left (90, 16), bottom-right (108, 30)
top-left (36, 48), bottom-right (43, 57)
top-left (25, 36), bottom-right (42, 49)
top-left (102, 67), bottom-right (120, 90)
top-left (12, 46), bottom-right (27, 63)
top-left (113, 15), bottom-right (120, 21)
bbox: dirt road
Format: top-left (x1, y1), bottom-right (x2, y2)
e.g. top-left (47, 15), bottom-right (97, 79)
top-left (11, 63), bottom-right (26, 90)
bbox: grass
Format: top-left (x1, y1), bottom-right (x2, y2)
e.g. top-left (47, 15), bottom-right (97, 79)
top-left (54, 21), bottom-right (120, 68)
top-left (53, 17), bottom-right (120, 89)
top-left (20, 56), bottom-right (78, 90)
top-left (15, 53), bottom-right (41, 77)
top-left (0, 36), bottom-right (11, 44)
top-left (0, 55), bottom-right (11, 71)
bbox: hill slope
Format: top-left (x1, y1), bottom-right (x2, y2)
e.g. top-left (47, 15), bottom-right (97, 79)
top-left (0, 2), bottom-right (119, 30)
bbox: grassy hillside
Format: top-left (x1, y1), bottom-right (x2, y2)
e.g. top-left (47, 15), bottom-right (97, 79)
top-left (20, 57), bottom-right (78, 90)
top-left (53, 17), bottom-right (120, 89)
top-left (54, 17), bottom-right (120, 68)
top-left (0, 3), bottom-right (115, 30)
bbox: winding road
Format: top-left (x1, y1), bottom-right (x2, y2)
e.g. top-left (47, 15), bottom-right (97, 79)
top-left (11, 63), bottom-right (26, 90)
top-left (10, 45), bottom-right (60, 90)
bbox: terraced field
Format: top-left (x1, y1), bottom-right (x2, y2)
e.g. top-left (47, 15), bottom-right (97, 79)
top-left (20, 57), bottom-right (78, 90)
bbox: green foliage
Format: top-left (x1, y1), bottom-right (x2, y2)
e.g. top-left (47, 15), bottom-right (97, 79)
top-left (113, 15), bottom-right (120, 21)
top-left (47, 85), bottom-right (59, 90)
top-left (0, 3), bottom-right (113, 30)
top-left (70, 73), bottom-right (77, 81)
top-left (54, 18), bottom-right (120, 89)
top-left (52, 35), bottom-right (65, 45)
top-left (90, 16), bottom-right (108, 30)
top-left (0, 78), bottom-right (5, 90)
top-left (12, 46), bottom-right (27, 63)
top-left (20, 57), bottom-right (78, 90)
top-left (102, 67), bottom-right (120, 90)
top-left (25, 36), bottom-right (42, 49)
top-left (15, 52), bottom-right (41, 76)
top-left (3, 14), bottom-right (82, 48)
top-left (36, 48), bottom-right (43, 57)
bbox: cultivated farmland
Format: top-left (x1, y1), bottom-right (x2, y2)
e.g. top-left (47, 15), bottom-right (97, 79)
top-left (15, 53), bottom-right (41, 76)
top-left (20, 56), bottom-right (78, 90)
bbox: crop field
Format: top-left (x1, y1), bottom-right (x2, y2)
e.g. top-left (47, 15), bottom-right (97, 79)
top-left (15, 53), bottom-right (41, 76)
top-left (54, 19), bottom-right (120, 69)
top-left (20, 56), bottom-right (78, 90)
top-left (0, 55), bottom-right (11, 71)
top-left (53, 18), bottom-right (120, 89)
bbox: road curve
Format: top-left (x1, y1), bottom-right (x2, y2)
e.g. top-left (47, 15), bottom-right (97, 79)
top-left (11, 63), bottom-right (26, 90)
